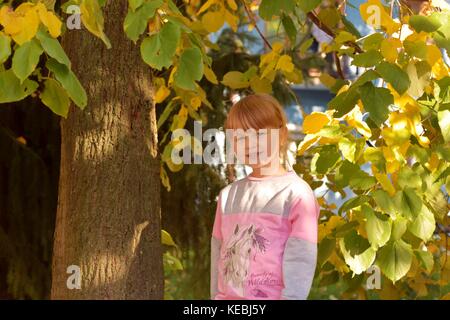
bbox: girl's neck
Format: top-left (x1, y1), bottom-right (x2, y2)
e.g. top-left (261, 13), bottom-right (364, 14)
top-left (249, 163), bottom-right (288, 178)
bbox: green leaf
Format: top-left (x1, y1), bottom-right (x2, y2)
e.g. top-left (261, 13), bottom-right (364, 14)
top-left (404, 39), bottom-right (427, 60)
top-left (393, 188), bottom-right (422, 221)
top-left (0, 33), bottom-right (11, 64)
top-left (36, 29), bottom-right (71, 67)
top-left (174, 47), bottom-right (203, 91)
top-left (414, 250), bottom-right (434, 273)
top-left (157, 99), bottom-right (178, 129)
top-left (408, 205), bottom-right (435, 241)
top-left (338, 195), bottom-right (371, 215)
top-left (352, 69), bottom-right (379, 88)
top-left (432, 12), bottom-right (450, 52)
top-left (352, 50), bottom-right (383, 67)
top-left (363, 204), bottom-right (391, 248)
top-left (409, 14), bottom-right (442, 33)
top-left (376, 239), bottom-right (412, 283)
top-left (436, 76), bottom-right (450, 105)
top-left (348, 170), bottom-right (376, 190)
top-left (140, 21), bottom-right (180, 70)
top-left (438, 109), bottom-right (450, 143)
top-left (163, 251), bottom-right (183, 270)
top-left (334, 221), bottom-right (359, 237)
top-left (391, 216), bottom-right (408, 240)
top-left (296, 0), bottom-right (321, 14)
top-left (281, 14), bottom-right (296, 45)
top-left (129, 0), bottom-right (144, 11)
top-left (397, 166), bottom-right (422, 190)
top-left (259, 0), bottom-right (296, 20)
top-left (372, 189), bottom-right (396, 217)
top-left (46, 58), bottom-right (87, 109)
top-left (124, 0), bottom-right (162, 42)
top-left (336, 160), bottom-right (376, 190)
top-left (0, 69), bottom-right (38, 103)
top-left (328, 86), bottom-right (359, 117)
top-left (12, 39), bottom-right (43, 83)
top-left (342, 15), bottom-right (362, 38)
top-left (339, 232), bottom-right (376, 275)
top-left (362, 33), bottom-right (384, 51)
top-left (375, 62), bottom-right (410, 95)
top-left (318, 237), bottom-right (336, 267)
top-left (311, 144), bottom-right (340, 174)
top-left (40, 78), bottom-right (70, 117)
top-left (359, 82), bottom-right (393, 127)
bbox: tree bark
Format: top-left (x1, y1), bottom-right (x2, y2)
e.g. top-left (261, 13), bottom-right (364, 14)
top-left (51, 1), bottom-right (163, 299)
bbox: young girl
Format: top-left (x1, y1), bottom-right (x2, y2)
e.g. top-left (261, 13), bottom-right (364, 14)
top-left (210, 93), bottom-right (320, 300)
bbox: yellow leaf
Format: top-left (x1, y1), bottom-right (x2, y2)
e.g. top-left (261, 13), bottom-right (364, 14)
top-left (12, 8), bottom-right (39, 45)
top-left (80, 0), bottom-right (111, 48)
top-left (272, 42), bottom-right (284, 53)
top-left (374, 172), bottom-right (396, 196)
top-left (168, 66), bottom-right (177, 86)
top-left (197, 0), bottom-right (216, 15)
top-left (260, 59), bottom-right (277, 79)
top-left (226, 0), bottom-right (238, 11)
top-left (276, 54), bottom-right (294, 73)
top-left (221, 71), bottom-right (249, 89)
top-left (328, 251), bottom-right (350, 273)
top-left (319, 73), bottom-right (336, 89)
top-left (0, 8), bottom-right (23, 36)
top-left (203, 64), bottom-right (218, 84)
top-left (380, 38), bottom-right (401, 63)
top-left (426, 44), bottom-right (441, 67)
top-left (190, 96), bottom-right (201, 110)
top-left (15, 2), bottom-right (35, 14)
top-left (201, 10), bottom-right (225, 33)
top-left (441, 293), bottom-right (450, 300)
top-left (39, 9), bottom-right (62, 38)
top-left (425, 152), bottom-right (440, 172)
top-left (344, 106), bottom-right (372, 138)
top-left (171, 105), bottom-right (188, 130)
top-left (432, 58), bottom-right (449, 80)
top-left (259, 50), bottom-right (277, 67)
top-left (160, 165), bottom-right (171, 191)
top-left (250, 75), bottom-right (272, 93)
top-left (297, 134), bottom-right (320, 155)
top-left (360, 0), bottom-right (400, 34)
top-left (284, 68), bottom-right (303, 84)
top-left (224, 7), bottom-right (238, 32)
top-left (16, 136), bottom-right (27, 145)
top-left (303, 112), bottom-right (331, 134)
top-left (155, 85), bottom-right (170, 103)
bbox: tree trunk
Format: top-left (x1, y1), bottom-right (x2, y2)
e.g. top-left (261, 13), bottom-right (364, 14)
top-left (51, 1), bottom-right (163, 299)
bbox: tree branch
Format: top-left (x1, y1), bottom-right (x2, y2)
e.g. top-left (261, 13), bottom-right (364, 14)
top-left (241, 0), bottom-right (272, 50)
top-left (307, 11), bottom-right (363, 54)
top-left (334, 52), bottom-right (345, 79)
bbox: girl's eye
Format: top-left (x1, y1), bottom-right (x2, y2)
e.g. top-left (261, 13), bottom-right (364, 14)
top-left (257, 132), bottom-right (267, 137)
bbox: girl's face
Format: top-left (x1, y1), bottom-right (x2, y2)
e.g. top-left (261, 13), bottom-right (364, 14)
top-left (232, 127), bottom-right (284, 169)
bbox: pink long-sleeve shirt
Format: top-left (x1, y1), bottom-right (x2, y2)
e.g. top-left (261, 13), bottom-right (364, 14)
top-left (210, 170), bottom-right (320, 300)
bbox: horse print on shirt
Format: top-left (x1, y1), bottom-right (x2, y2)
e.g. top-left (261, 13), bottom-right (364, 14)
top-left (222, 223), bottom-right (269, 296)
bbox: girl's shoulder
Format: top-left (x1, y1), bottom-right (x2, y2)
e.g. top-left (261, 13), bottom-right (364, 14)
top-left (218, 170), bottom-right (316, 206)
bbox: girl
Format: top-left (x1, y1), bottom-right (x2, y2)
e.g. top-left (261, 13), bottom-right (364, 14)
top-left (211, 93), bottom-right (320, 300)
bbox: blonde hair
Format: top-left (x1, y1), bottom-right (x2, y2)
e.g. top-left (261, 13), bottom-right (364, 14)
top-left (224, 93), bottom-right (290, 169)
